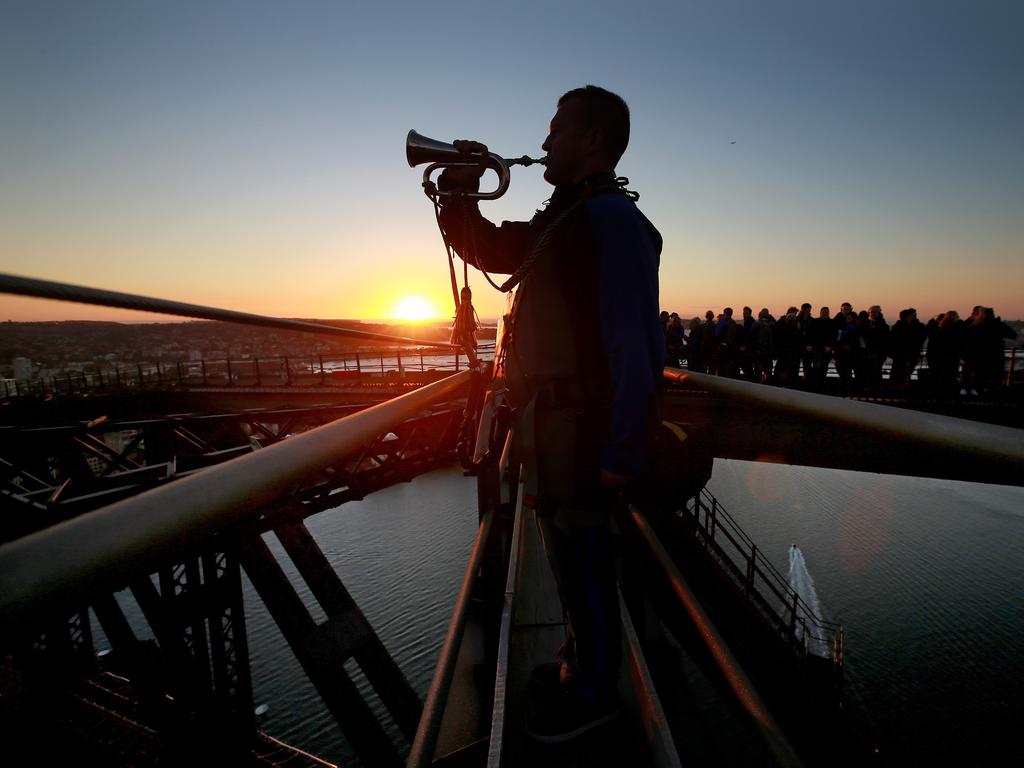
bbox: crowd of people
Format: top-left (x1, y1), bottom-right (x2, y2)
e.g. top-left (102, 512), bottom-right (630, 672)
top-left (661, 303), bottom-right (1017, 396)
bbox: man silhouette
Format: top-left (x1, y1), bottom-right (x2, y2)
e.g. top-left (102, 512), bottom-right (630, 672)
top-left (437, 85), bottom-right (663, 743)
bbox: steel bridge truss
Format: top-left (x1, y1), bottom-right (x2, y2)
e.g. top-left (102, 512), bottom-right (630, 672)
top-left (0, 403), bottom-right (460, 542)
top-left (0, 391), bottom-right (468, 766)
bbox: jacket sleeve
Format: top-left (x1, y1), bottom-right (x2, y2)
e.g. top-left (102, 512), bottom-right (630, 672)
top-left (588, 195), bottom-right (663, 477)
top-left (438, 201), bottom-right (531, 276)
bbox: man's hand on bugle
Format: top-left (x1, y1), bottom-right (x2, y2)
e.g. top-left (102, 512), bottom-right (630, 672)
top-left (438, 139), bottom-right (489, 193)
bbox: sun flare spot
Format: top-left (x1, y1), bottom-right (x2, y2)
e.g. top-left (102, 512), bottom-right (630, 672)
top-left (391, 295), bottom-right (439, 321)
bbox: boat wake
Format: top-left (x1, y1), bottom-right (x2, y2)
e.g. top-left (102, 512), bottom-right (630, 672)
top-left (788, 545), bottom-right (830, 657)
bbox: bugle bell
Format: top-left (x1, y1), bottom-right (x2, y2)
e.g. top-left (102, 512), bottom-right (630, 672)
top-left (406, 130), bottom-right (545, 201)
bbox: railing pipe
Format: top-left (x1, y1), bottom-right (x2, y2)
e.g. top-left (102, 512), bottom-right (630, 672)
top-left (486, 473), bottom-right (526, 767)
top-left (0, 272), bottom-right (461, 348)
top-left (629, 506), bottom-right (806, 768)
top-left (0, 369), bottom-right (473, 629)
top-left (664, 368), bottom-right (1024, 482)
top-left (407, 508), bottom-right (495, 768)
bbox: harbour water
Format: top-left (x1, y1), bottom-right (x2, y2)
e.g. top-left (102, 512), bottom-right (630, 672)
top-left (128, 460), bottom-right (1023, 765)
top-left (706, 460), bottom-right (1024, 766)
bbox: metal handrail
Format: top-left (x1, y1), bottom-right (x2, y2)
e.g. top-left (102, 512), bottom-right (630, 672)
top-left (0, 369), bottom-right (472, 628)
top-left (629, 505), bottom-right (806, 768)
top-left (690, 490), bottom-right (841, 652)
top-left (0, 272), bottom-right (462, 348)
top-left (663, 368), bottom-right (1024, 481)
top-left (407, 509), bottom-right (495, 768)
top-left (486, 472), bottom-right (526, 767)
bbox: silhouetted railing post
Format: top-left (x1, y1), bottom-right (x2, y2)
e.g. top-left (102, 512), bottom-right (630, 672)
top-left (355, 351), bottom-right (362, 383)
top-left (176, 362), bottom-right (183, 384)
top-left (284, 356), bottom-right (291, 386)
top-left (226, 358), bottom-right (233, 387)
top-left (201, 359), bottom-right (208, 386)
top-left (136, 364), bottom-right (144, 387)
top-left (319, 355), bottom-right (325, 385)
top-left (455, 352), bottom-right (460, 372)
top-left (254, 357), bottom-right (262, 386)
top-left (380, 351), bottom-right (385, 375)
top-left (115, 366), bottom-right (122, 388)
top-left (156, 363), bottom-right (162, 386)
top-left (420, 350), bottom-right (425, 371)
top-left (1008, 346), bottom-right (1016, 386)
top-left (81, 371), bottom-right (88, 391)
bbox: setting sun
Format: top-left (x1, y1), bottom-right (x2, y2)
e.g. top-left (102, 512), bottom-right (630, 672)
top-left (391, 295), bottom-right (440, 321)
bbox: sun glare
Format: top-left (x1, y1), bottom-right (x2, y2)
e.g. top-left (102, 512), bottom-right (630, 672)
top-left (391, 295), bottom-right (439, 321)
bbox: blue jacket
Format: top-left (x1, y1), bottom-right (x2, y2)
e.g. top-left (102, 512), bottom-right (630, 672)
top-left (441, 175), bottom-right (663, 477)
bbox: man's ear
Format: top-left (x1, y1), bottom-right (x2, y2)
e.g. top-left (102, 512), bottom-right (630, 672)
top-left (585, 126), bottom-right (606, 157)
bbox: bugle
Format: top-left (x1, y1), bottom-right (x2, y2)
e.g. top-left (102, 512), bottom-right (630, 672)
top-left (406, 130), bottom-right (546, 200)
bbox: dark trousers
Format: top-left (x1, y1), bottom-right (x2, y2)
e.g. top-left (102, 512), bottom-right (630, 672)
top-left (536, 506), bottom-right (621, 700)
top-left (517, 398), bottom-right (622, 699)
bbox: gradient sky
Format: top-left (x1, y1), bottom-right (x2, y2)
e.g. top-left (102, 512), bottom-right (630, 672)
top-left (2, 0), bottom-right (1021, 325)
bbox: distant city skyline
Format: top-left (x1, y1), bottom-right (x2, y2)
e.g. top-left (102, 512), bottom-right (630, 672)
top-left (2, 1), bottom-right (1022, 324)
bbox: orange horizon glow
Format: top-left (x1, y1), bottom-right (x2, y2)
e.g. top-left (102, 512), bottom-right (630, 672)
top-left (388, 295), bottom-right (441, 322)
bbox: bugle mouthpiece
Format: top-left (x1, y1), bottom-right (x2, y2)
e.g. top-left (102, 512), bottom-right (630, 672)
top-left (507, 155), bottom-right (547, 167)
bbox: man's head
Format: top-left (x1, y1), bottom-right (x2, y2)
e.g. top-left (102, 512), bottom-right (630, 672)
top-left (820, 306), bottom-right (831, 320)
top-left (542, 85), bottom-right (630, 186)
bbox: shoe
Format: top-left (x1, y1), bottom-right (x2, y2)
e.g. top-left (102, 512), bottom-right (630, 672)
top-left (525, 690), bottom-right (621, 744)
